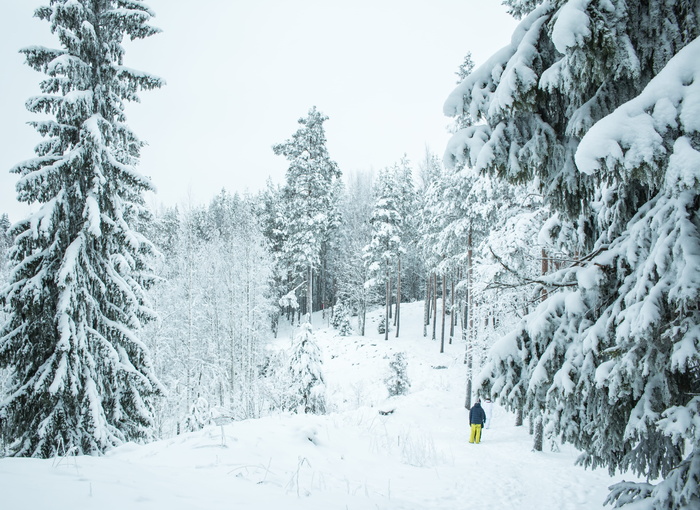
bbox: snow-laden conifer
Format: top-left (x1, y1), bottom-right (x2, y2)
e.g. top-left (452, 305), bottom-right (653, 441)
top-left (364, 163), bottom-right (408, 340)
top-left (287, 323), bottom-right (327, 415)
top-left (385, 352), bottom-right (411, 397)
top-left (0, 0), bottom-right (163, 457)
top-left (447, 1), bottom-right (700, 506)
top-left (331, 302), bottom-right (352, 336)
top-left (273, 107), bottom-right (341, 321)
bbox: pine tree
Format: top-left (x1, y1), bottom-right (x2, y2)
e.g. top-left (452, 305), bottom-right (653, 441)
top-left (391, 158), bottom-right (417, 338)
top-left (445, 1), bottom-right (700, 507)
top-left (273, 107), bottom-right (341, 322)
top-left (364, 165), bottom-right (404, 341)
top-left (0, 0), bottom-right (163, 457)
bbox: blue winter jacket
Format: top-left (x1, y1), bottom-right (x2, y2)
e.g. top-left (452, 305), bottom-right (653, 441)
top-left (469, 403), bottom-right (486, 426)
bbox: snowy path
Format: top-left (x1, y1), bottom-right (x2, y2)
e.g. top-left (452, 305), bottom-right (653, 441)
top-left (0, 302), bottom-right (631, 509)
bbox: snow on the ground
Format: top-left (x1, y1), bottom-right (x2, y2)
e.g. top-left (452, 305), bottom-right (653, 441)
top-left (0, 302), bottom-right (635, 509)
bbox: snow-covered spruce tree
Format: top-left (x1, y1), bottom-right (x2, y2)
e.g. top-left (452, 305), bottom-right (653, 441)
top-left (288, 323), bottom-right (327, 415)
top-left (337, 314), bottom-right (353, 337)
top-left (330, 302), bottom-right (351, 334)
top-left (385, 352), bottom-right (410, 397)
top-left (0, 1), bottom-right (163, 457)
top-left (273, 107), bottom-right (342, 321)
top-left (390, 157), bottom-right (418, 337)
top-left (364, 165), bottom-right (404, 341)
top-left (256, 179), bottom-right (291, 331)
top-left (446, 1), bottom-right (700, 507)
top-left (574, 41), bottom-right (700, 508)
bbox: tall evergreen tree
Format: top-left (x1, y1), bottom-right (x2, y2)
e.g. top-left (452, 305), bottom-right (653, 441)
top-left (0, 0), bottom-right (163, 457)
top-left (287, 323), bottom-right (326, 415)
top-left (273, 107), bottom-right (341, 322)
top-left (365, 165), bottom-right (404, 341)
top-left (446, 1), bottom-right (700, 507)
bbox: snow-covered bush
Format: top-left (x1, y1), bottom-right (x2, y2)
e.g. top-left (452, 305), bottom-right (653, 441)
top-left (385, 352), bottom-right (411, 397)
top-left (184, 397), bottom-right (211, 432)
top-left (331, 302), bottom-right (347, 328)
top-left (338, 316), bottom-right (353, 337)
top-left (332, 303), bottom-right (353, 336)
top-left (288, 323), bottom-right (327, 415)
top-left (377, 316), bottom-right (387, 335)
top-left (260, 349), bottom-right (295, 413)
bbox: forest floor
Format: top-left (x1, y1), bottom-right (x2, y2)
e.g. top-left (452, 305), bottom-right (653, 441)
top-left (0, 302), bottom-right (638, 509)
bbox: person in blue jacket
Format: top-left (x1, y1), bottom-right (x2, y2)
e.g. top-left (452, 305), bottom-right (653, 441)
top-left (469, 399), bottom-right (487, 444)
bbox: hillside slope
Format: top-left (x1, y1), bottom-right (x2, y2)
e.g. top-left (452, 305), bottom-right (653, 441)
top-left (0, 302), bottom-right (636, 509)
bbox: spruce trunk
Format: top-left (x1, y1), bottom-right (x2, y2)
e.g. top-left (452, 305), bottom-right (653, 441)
top-left (384, 261), bottom-right (390, 341)
top-left (395, 257), bottom-right (401, 337)
top-left (423, 274), bottom-right (431, 337)
top-left (432, 273), bottom-right (438, 341)
top-left (307, 266), bottom-right (313, 323)
top-left (440, 273), bottom-right (446, 353)
top-left (449, 275), bottom-right (455, 344)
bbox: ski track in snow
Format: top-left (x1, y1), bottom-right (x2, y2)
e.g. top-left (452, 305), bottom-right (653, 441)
top-left (0, 302), bottom-right (636, 509)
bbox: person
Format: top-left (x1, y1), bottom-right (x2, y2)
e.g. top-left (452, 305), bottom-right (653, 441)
top-left (469, 399), bottom-right (487, 444)
top-left (482, 398), bottom-right (493, 429)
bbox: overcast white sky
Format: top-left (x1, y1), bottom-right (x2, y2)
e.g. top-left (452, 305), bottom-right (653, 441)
top-left (0, 1), bottom-right (518, 222)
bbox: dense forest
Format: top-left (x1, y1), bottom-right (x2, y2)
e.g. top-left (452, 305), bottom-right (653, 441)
top-left (1, 1), bottom-right (699, 508)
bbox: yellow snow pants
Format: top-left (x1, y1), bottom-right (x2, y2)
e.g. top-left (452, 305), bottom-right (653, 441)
top-left (469, 424), bottom-right (482, 444)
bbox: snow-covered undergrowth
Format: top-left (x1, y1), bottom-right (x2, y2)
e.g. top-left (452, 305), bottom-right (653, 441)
top-left (0, 302), bottom-right (637, 509)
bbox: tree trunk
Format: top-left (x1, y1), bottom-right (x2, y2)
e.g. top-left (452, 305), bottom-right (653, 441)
top-left (541, 248), bottom-right (549, 303)
top-left (306, 266), bottom-right (313, 323)
top-left (321, 257), bottom-right (326, 319)
top-left (423, 274), bottom-right (430, 337)
top-left (464, 370), bottom-right (472, 410)
top-left (449, 275), bottom-right (455, 344)
top-left (384, 261), bottom-right (390, 341)
top-left (462, 295), bottom-right (468, 364)
top-left (467, 227), bottom-right (473, 356)
top-left (360, 300), bottom-right (366, 336)
top-left (464, 227), bottom-right (474, 408)
top-left (533, 414), bottom-right (544, 452)
top-left (395, 257), bottom-right (401, 338)
top-left (432, 273), bottom-right (438, 341)
top-left (440, 272), bottom-right (446, 353)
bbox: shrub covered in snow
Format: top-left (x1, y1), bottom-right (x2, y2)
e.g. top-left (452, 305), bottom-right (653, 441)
top-left (184, 397), bottom-right (212, 432)
top-left (377, 316), bottom-right (388, 335)
top-left (385, 352), bottom-right (411, 397)
top-left (331, 303), bottom-right (353, 336)
top-left (288, 323), bottom-right (327, 415)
